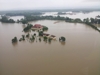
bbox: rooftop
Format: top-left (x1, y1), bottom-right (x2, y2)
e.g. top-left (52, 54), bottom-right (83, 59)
top-left (32, 24), bottom-right (43, 28)
top-left (51, 35), bottom-right (56, 37)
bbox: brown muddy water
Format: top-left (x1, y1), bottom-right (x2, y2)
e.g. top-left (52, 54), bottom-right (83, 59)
top-left (0, 20), bottom-right (100, 75)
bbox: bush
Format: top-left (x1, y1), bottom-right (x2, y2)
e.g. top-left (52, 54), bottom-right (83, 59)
top-left (12, 37), bottom-right (17, 43)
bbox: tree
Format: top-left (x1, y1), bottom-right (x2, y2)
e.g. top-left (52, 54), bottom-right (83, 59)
top-left (74, 18), bottom-right (82, 23)
top-left (19, 38), bottom-right (23, 41)
top-left (12, 37), bottom-right (18, 43)
top-left (39, 38), bottom-right (41, 41)
top-left (23, 24), bottom-right (33, 32)
top-left (61, 37), bottom-right (66, 41)
top-left (42, 26), bottom-right (48, 31)
top-left (43, 36), bottom-right (47, 41)
top-left (32, 35), bottom-right (35, 40)
top-left (83, 19), bottom-right (86, 23)
top-left (59, 37), bottom-right (66, 42)
top-left (85, 18), bottom-right (89, 23)
top-left (9, 19), bottom-right (15, 23)
top-left (30, 35), bottom-right (35, 41)
top-left (1, 16), bottom-right (8, 21)
top-left (26, 33), bottom-right (30, 38)
top-left (34, 33), bottom-right (36, 36)
top-left (21, 19), bottom-right (28, 24)
top-left (59, 38), bottom-right (61, 41)
top-left (22, 35), bottom-right (25, 40)
top-left (17, 20), bottom-right (20, 23)
top-left (48, 38), bottom-right (52, 43)
top-left (1, 16), bottom-right (15, 23)
top-left (90, 18), bottom-right (95, 23)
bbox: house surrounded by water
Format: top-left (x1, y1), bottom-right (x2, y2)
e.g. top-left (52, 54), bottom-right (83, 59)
top-left (32, 24), bottom-right (43, 30)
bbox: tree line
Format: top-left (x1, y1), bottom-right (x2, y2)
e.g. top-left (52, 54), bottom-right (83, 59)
top-left (0, 15), bottom-right (100, 32)
top-left (0, 16), bottom-right (15, 23)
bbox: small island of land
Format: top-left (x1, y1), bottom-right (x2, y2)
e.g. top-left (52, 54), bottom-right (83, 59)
top-left (12, 22), bottom-right (65, 44)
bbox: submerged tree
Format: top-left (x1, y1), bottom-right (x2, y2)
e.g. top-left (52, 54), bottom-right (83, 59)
top-left (30, 35), bottom-right (35, 41)
top-left (23, 24), bottom-right (33, 32)
top-left (39, 37), bottom-right (41, 42)
top-left (1, 16), bottom-right (15, 23)
top-left (61, 37), bottom-right (66, 41)
top-left (22, 35), bottom-right (25, 40)
top-left (59, 36), bottom-right (66, 42)
top-left (39, 31), bottom-right (43, 36)
top-left (59, 38), bottom-right (61, 41)
top-left (12, 37), bottom-right (18, 43)
top-left (34, 33), bottom-right (36, 36)
top-left (19, 38), bottom-right (23, 41)
top-left (42, 26), bottom-right (48, 31)
top-left (43, 36), bottom-right (48, 41)
top-left (26, 33), bottom-right (30, 38)
top-left (48, 38), bottom-right (52, 43)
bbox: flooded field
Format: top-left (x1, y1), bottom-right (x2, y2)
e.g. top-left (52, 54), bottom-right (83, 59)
top-left (0, 19), bottom-right (100, 75)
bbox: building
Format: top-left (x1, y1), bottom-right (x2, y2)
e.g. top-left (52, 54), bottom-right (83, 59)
top-left (50, 35), bottom-right (56, 39)
top-left (42, 33), bottom-right (56, 39)
top-left (32, 24), bottom-right (43, 30)
top-left (43, 33), bottom-right (50, 37)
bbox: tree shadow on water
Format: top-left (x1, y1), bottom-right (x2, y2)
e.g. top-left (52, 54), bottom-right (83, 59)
top-left (12, 42), bottom-right (18, 47)
top-left (48, 41), bottom-right (51, 44)
top-left (60, 41), bottom-right (66, 46)
top-left (29, 40), bottom-right (35, 44)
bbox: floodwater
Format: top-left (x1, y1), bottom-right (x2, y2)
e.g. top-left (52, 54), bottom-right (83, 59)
top-left (9, 16), bottom-right (24, 21)
top-left (42, 11), bottom-right (100, 20)
top-left (0, 18), bottom-right (100, 75)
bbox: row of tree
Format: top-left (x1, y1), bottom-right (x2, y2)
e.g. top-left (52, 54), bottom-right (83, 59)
top-left (0, 15), bottom-right (100, 25)
top-left (20, 15), bottom-right (100, 24)
top-left (12, 35), bottom-right (66, 44)
top-left (12, 33), bottom-right (54, 43)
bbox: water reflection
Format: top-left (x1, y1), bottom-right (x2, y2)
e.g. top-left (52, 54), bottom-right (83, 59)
top-left (0, 19), bottom-right (100, 75)
top-left (29, 40), bottom-right (35, 43)
top-left (60, 41), bottom-right (66, 45)
top-left (12, 42), bottom-right (18, 47)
